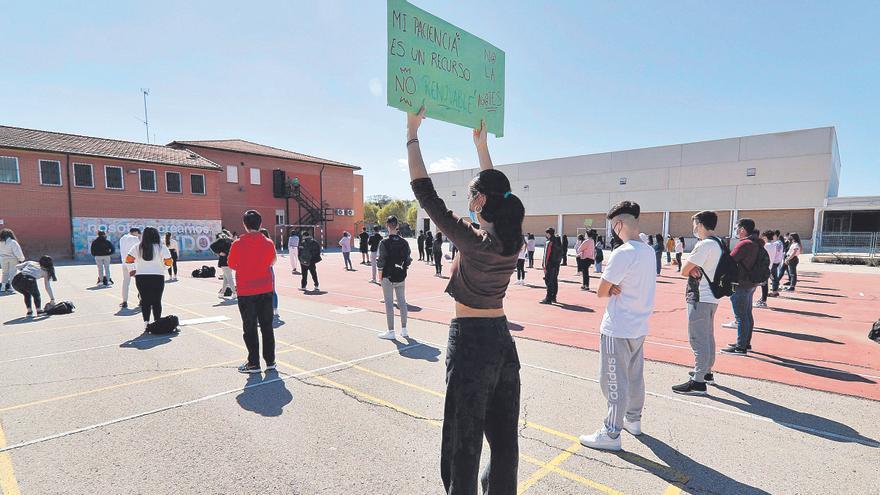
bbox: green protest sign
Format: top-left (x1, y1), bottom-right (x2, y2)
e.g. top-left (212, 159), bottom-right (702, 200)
top-left (387, 0), bottom-right (505, 137)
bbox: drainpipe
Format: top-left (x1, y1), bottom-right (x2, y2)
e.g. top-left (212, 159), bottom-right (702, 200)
top-left (319, 165), bottom-right (326, 247)
top-left (65, 154), bottom-right (74, 259)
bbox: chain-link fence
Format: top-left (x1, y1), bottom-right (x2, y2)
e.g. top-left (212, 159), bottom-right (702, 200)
top-left (814, 232), bottom-right (879, 257)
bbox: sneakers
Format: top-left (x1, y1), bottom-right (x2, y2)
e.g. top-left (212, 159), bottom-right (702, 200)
top-left (314, 285), bottom-right (319, 291)
top-left (727, 343), bottom-right (752, 350)
top-left (238, 363), bottom-right (261, 374)
top-left (672, 379), bottom-right (708, 396)
top-left (539, 299), bottom-right (552, 305)
top-left (720, 345), bottom-right (748, 356)
top-left (783, 286), bottom-right (796, 292)
top-left (120, 301), bottom-right (128, 309)
top-left (688, 371), bottom-right (715, 384)
top-left (579, 428), bottom-right (621, 451)
top-left (769, 291), bottom-right (780, 297)
top-left (26, 310), bottom-right (33, 317)
top-left (721, 321), bottom-right (737, 329)
top-left (400, 328), bottom-right (409, 338)
top-left (273, 309), bottom-right (279, 317)
top-left (143, 321), bottom-right (150, 331)
top-left (265, 363), bottom-right (277, 371)
top-left (754, 301), bottom-right (768, 308)
top-left (378, 330), bottom-right (396, 340)
top-left (36, 309), bottom-right (46, 315)
top-left (622, 418), bottom-right (642, 436)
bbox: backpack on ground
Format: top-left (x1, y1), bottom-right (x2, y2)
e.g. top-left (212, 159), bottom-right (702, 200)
top-left (739, 242), bottom-right (772, 286)
top-left (702, 236), bottom-right (737, 299)
top-left (45, 301), bottom-right (75, 315)
top-left (869, 320), bottom-right (880, 344)
top-left (147, 315), bottom-right (179, 334)
top-left (224, 287), bottom-right (233, 297)
top-left (191, 265), bottom-right (216, 278)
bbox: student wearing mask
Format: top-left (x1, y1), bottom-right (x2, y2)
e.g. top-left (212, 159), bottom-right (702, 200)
top-left (339, 231), bottom-right (354, 271)
top-left (652, 234), bottom-right (663, 275)
top-left (368, 226), bottom-right (383, 283)
top-left (211, 231), bottom-right (236, 299)
top-left (228, 212), bottom-right (278, 373)
top-left (778, 231), bottom-right (791, 286)
top-left (424, 229), bottom-right (434, 264)
top-left (417, 230), bottom-right (426, 261)
top-left (580, 201), bottom-right (656, 451)
top-left (675, 237), bottom-right (685, 272)
top-left (0, 229), bottom-right (26, 292)
top-left (433, 231), bottom-right (444, 276)
top-left (541, 227), bottom-right (563, 304)
top-left (720, 219), bottom-right (764, 356)
top-left (90, 230), bottom-right (115, 286)
top-left (560, 234), bottom-right (569, 266)
top-left (118, 227), bottom-right (141, 309)
top-left (526, 233), bottom-right (536, 268)
top-left (407, 110), bottom-right (525, 494)
top-left (594, 235), bottom-right (605, 273)
top-left (576, 232), bottom-right (596, 291)
top-left (125, 227), bottom-right (172, 330)
top-left (13, 255), bottom-right (56, 317)
top-left (768, 231), bottom-right (784, 296)
top-left (783, 233), bottom-right (801, 292)
top-left (514, 240), bottom-right (527, 285)
top-left (299, 230), bottom-right (322, 291)
top-left (755, 230), bottom-right (778, 308)
top-left (665, 235), bottom-right (675, 264)
top-left (358, 227), bottom-right (369, 265)
top-left (672, 211), bottom-right (722, 395)
top-left (288, 229), bottom-right (300, 274)
top-left (165, 232), bottom-right (180, 281)
top-left (376, 216), bottom-right (412, 340)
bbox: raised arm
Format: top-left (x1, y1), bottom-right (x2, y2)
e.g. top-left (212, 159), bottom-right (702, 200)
top-left (473, 119), bottom-right (493, 170)
top-left (406, 107), bottom-right (429, 180)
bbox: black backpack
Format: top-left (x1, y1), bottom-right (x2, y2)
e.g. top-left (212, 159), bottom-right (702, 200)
top-left (45, 301), bottom-right (75, 315)
top-left (191, 265), bottom-right (216, 278)
top-left (869, 320), bottom-right (880, 344)
top-left (745, 245), bottom-right (772, 285)
top-left (382, 237), bottom-right (411, 283)
top-left (147, 315), bottom-right (179, 334)
top-left (701, 236), bottom-right (737, 299)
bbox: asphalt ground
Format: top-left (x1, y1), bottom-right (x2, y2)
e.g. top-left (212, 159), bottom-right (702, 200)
top-left (1, 255), bottom-right (878, 494)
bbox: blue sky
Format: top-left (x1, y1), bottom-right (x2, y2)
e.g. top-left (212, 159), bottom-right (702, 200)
top-left (2, 1), bottom-right (878, 199)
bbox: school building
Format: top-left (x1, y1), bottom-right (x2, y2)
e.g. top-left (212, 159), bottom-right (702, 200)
top-left (0, 125), bottom-right (362, 261)
top-left (419, 126), bottom-right (880, 255)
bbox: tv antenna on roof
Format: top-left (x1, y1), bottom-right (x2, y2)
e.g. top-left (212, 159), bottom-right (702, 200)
top-left (140, 88), bottom-right (150, 143)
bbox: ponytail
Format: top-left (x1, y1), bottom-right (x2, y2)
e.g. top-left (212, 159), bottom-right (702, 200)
top-left (471, 169), bottom-right (525, 257)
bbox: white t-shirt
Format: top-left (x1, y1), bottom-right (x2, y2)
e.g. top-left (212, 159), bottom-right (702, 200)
top-left (599, 240), bottom-right (657, 339)
top-left (166, 239), bottom-right (180, 252)
top-left (770, 240), bottom-right (784, 264)
top-left (787, 242), bottom-right (801, 258)
top-left (518, 244), bottom-right (528, 260)
top-left (686, 238), bottom-right (723, 304)
top-left (127, 243), bottom-right (172, 276)
top-left (119, 234), bottom-right (140, 267)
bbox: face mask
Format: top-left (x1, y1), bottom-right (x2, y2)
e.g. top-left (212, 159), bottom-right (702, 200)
top-left (693, 228), bottom-right (700, 238)
top-left (468, 210), bottom-right (478, 223)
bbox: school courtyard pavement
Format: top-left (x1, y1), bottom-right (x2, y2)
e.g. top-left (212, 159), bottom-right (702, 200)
top-left (1, 248), bottom-right (878, 494)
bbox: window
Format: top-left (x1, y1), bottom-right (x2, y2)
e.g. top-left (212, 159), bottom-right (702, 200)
top-left (0, 156), bottom-right (20, 183)
top-left (39, 160), bottom-right (62, 186)
top-left (105, 165), bottom-right (124, 190)
top-left (165, 171), bottom-right (182, 193)
top-left (139, 169), bottom-right (157, 192)
top-left (619, 177), bottom-right (627, 185)
top-left (226, 165), bottom-right (238, 183)
top-left (275, 209), bottom-right (286, 225)
top-left (746, 167), bottom-right (757, 177)
top-left (250, 168), bottom-right (261, 185)
top-left (190, 174), bottom-right (206, 195)
top-left (73, 163), bottom-right (94, 188)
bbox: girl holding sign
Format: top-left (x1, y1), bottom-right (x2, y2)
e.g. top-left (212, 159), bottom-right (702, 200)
top-left (407, 108), bottom-right (525, 494)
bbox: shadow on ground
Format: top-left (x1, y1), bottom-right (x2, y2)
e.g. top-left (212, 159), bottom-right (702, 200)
top-left (236, 370), bottom-right (293, 417)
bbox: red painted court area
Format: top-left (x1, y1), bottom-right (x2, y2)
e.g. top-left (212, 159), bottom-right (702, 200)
top-left (273, 252), bottom-right (880, 401)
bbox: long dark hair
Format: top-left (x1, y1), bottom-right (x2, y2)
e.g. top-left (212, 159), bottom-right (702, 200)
top-left (789, 232), bottom-right (801, 245)
top-left (140, 227), bottom-right (160, 261)
top-left (164, 232), bottom-right (172, 246)
top-left (435, 232), bottom-right (443, 243)
top-left (0, 229), bottom-right (15, 241)
top-left (39, 255), bottom-right (57, 281)
top-left (470, 169), bottom-right (524, 256)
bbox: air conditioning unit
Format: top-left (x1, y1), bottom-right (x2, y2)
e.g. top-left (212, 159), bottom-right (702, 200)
top-left (336, 208), bottom-right (345, 216)
top-left (346, 209), bottom-right (355, 216)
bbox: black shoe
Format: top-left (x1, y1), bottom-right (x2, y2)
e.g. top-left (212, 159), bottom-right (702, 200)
top-left (102, 277), bottom-right (108, 286)
top-left (539, 299), bottom-right (552, 305)
top-left (672, 379), bottom-right (707, 395)
top-left (688, 371), bottom-right (715, 384)
top-left (720, 345), bottom-right (748, 356)
top-left (238, 363), bottom-right (261, 374)
top-left (265, 362), bottom-right (277, 371)
top-left (120, 301), bottom-right (128, 309)
top-left (727, 343), bottom-right (752, 350)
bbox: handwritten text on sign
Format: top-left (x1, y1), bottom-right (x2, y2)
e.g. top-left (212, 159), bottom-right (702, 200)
top-left (387, 0), bottom-right (505, 137)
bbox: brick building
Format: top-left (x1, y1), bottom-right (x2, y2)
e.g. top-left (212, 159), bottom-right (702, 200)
top-left (0, 125), bottom-right (362, 260)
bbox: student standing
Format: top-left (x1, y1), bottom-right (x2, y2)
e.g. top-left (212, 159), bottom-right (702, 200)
top-left (672, 211), bottom-right (722, 395)
top-left (433, 232), bottom-right (444, 276)
top-left (720, 219), bottom-right (763, 356)
top-left (299, 231), bottom-right (322, 291)
top-left (526, 233), bottom-right (536, 268)
top-left (211, 232), bottom-right (236, 298)
top-left (358, 227), bottom-right (369, 265)
top-left (560, 234), bottom-right (569, 266)
top-left (125, 227), bottom-right (172, 330)
top-left (675, 237), bottom-right (685, 272)
top-left (118, 227), bottom-right (140, 309)
top-left (417, 230), bottom-right (426, 261)
top-left (407, 110), bottom-right (525, 494)
top-left (755, 230), bottom-right (777, 308)
top-left (90, 230), bottom-right (114, 286)
top-left (652, 234), bottom-right (663, 275)
top-left (768, 231), bottom-right (784, 296)
top-left (594, 236), bottom-right (605, 274)
top-left (377, 216), bottom-right (412, 340)
top-left (0, 229), bottom-right (26, 292)
top-left (339, 232), bottom-right (354, 270)
top-left (783, 233), bottom-right (801, 292)
top-left (576, 232), bottom-right (596, 291)
top-left (665, 235), bottom-right (675, 264)
top-left (580, 201), bottom-right (656, 451)
top-left (164, 232), bottom-right (180, 281)
top-left (368, 226), bottom-right (383, 283)
top-left (540, 227), bottom-right (562, 304)
top-left (515, 241), bottom-right (527, 285)
top-left (778, 231), bottom-right (791, 285)
top-left (285, 230), bottom-right (299, 274)
top-left (228, 211), bottom-right (277, 374)
top-left (424, 229), bottom-right (434, 264)
top-left (13, 256), bottom-right (56, 316)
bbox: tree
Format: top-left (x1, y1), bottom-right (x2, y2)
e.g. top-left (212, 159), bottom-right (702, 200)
top-left (377, 199), bottom-right (408, 224)
top-left (364, 203), bottom-right (380, 225)
top-left (367, 194), bottom-right (393, 208)
top-left (406, 204), bottom-right (418, 227)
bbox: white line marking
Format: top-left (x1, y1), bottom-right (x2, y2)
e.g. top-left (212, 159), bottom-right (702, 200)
top-left (0, 343), bottom-right (424, 454)
top-left (178, 316), bottom-right (230, 326)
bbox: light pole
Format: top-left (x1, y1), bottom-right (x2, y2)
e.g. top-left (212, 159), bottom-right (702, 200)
top-left (140, 88), bottom-right (150, 143)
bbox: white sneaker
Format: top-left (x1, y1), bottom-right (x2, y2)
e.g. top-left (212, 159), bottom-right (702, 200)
top-left (273, 309), bottom-right (279, 317)
top-left (400, 328), bottom-right (409, 338)
top-left (579, 428), bottom-right (621, 451)
top-left (378, 330), bottom-right (396, 340)
top-left (623, 418), bottom-right (642, 436)
top-left (143, 321), bottom-right (150, 331)
top-left (722, 321), bottom-right (737, 329)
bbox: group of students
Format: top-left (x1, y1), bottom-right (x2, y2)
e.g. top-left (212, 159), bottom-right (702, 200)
top-left (1, 228), bottom-right (58, 316)
top-left (416, 229), bottom-right (449, 276)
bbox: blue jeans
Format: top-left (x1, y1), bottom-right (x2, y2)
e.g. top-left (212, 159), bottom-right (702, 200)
top-left (731, 285), bottom-right (756, 349)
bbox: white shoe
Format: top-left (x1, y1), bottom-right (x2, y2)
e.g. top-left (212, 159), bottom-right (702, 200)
top-left (273, 309), bottom-right (279, 317)
top-left (143, 321), bottom-right (150, 331)
top-left (722, 321), bottom-right (737, 329)
top-left (579, 428), bottom-right (621, 451)
top-left (400, 328), bottom-right (409, 338)
top-left (623, 418), bottom-right (642, 436)
top-left (378, 330), bottom-right (396, 340)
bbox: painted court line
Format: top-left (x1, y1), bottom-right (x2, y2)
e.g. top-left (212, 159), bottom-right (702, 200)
top-left (0, 344), bottom-right (420, 454)
top-left (178, 316), bottom-right (231, 326)
top-left (0, 419), bottom-right (21, 495)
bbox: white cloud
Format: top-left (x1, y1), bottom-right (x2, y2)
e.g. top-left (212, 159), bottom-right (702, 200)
top-left (369, 78), bottom-right (383, 97)
top-left (427, 157), bottom-right (461, 173)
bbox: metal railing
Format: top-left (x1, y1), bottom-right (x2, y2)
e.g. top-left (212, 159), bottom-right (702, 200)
top-left (814, 232), bottom-right (879, 257)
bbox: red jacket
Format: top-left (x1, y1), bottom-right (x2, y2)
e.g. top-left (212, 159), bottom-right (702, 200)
top-left (227, 232), bottom-right (277, 296)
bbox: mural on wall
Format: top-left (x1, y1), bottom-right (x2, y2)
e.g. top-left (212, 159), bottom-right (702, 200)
top-left (72, 217), bottom-right (222, 261)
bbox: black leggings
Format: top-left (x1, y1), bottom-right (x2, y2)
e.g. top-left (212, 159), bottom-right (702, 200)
top-left (580, 258), bottom-right (594, 289)
top-left (516, 259), bottom-right (526, 280)
top-left (14, 274), bottom-right (41, 310)
top-left (135, 274), bottom-right (165, 322)
top-left (426, 246), bottom-right (434, 263)
top-left (301, 264), bottom-right (319, 288)
top-left (168, 249), bottom-right (178, 276)
top-left (434, 249), bottom-right (442, 274)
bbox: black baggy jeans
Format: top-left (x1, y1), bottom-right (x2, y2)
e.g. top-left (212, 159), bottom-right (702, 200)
top-left (300, 264), bottom-right (319, 288)
top-left (237, 292), bottom-right (276, 366)
top-left (544, 265), bottom-right (559, 301)
top-left (135, 274), bottom-right (164, 322)
top-left (441, 317), bottom-right (520, 495)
